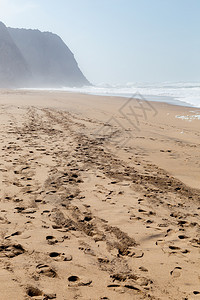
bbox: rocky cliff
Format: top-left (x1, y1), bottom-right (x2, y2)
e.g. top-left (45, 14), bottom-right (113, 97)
top-left (0, 21), bottom-right (90, 88)
top-left (0, 22), bottom-right (31, 87)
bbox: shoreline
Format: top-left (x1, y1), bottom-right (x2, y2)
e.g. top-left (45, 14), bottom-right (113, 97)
top-left (0, 90), bottom-right (200, 299)
top-left (1, 87), bottom-right (200, 109)
top-left (17, 86), bottom-right (200, 108)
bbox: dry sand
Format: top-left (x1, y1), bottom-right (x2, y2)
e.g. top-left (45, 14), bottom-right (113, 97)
top-left (0, 90), bottom-right (200, 300)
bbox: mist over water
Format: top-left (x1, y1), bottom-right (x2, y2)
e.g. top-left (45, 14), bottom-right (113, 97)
top-left (23, 82), bottom-right (200, 108)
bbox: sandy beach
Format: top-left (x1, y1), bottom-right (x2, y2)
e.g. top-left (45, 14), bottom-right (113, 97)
top-left (0, 90), bottom-right (200, 300)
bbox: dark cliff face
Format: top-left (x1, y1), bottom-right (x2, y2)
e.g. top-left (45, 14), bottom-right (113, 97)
top-left (0, 22), bottom-right (31, 87)
top-left (0, 21), bottom-right (90, 88)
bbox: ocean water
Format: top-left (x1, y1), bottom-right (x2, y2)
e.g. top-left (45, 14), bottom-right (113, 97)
top-left (23, 82), bottom-right (200, 108)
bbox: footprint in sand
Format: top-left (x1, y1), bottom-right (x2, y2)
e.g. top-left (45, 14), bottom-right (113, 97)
top-left (68, 275), bottom-right (92, 287)
top-left (169, 245), bottom-right (181, 251)
top-left (49, 251), bottom-right (61, 258)
top-left (193, 291), bottom-right (200, 295)
top-left (0, 243), bottom-right (25, 258)
top-left (170, 267), bottom-right (182, 278)
top-left (36, 264), bottom-right (57, 278)
top-left (46, 235), bottom-right (58, 245)
top-left (49, 251), bottom-right (72, 262)
top-left (178, 234), bottom-right (188, 240)
top-left (139, 266), bottom-right (148, 272)
top-left (107, 284), bottom-right (121, 288)
top-left (5, 231), bottom-right (22, 239)
top-left (127, 247), bottom-right (144, 258)
top-left (26, 286), bottom-right (43, 297)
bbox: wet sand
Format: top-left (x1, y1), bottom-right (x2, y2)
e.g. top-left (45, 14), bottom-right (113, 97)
top-left (0, 90), bottom-right (200, 300)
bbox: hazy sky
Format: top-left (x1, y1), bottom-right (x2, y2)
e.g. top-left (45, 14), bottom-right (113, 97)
top-left (0, 0), bottom-right (199, 85)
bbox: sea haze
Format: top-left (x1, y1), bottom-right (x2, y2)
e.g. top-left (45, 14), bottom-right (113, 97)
top-left (21, 82), bottom-right (200, 108)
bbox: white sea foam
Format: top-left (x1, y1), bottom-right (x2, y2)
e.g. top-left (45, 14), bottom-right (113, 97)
top-left (21, 81), bottom-right (200, 108)
top-left (176, 115), bottom-right (200, 121)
